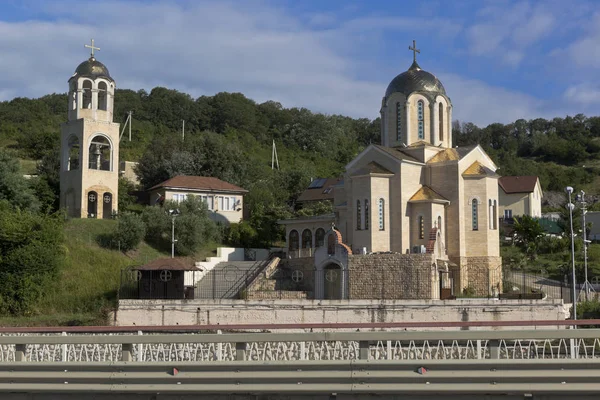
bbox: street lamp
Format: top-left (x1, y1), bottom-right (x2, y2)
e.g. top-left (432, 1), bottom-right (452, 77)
top-left (168, 209), bottom-right (180, 258)
top-left (566, 186), bottom-right (577, 322)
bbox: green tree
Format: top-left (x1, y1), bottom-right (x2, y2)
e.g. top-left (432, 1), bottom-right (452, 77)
top-left (113, 212), bottom-right (146, 252)
top-left (0, 149), bottom-right (40, 212)
top-left (513, 215), bottom-right (545, 257)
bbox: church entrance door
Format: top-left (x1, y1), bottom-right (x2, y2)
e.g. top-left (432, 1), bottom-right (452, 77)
top-left (323, 264), bottom-right (342, 300)
top-left (103, 192), bottom-right (112, 219)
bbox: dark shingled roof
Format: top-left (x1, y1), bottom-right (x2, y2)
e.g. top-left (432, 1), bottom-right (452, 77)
top-left (297, 177), bottom-right (341, 203)
top-left (498, 176), bottom-right (539, 194)
top-left (71, 57), bottom-right (114, 82)
top-left (149, 175), bottom-right (247, 193)
top-left (385, 61), bottom-right (446, 98)
top-left (134, 257), bottom-right (199, 271)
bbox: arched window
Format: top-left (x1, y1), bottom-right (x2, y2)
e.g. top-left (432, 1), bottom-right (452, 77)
top-left (437, 215), bottom-right (442, 233)
top-left (364, 199), bottom-right (369, 230)
top-left (98, 81), bottom-right (108, 111)
top-left (378, 198), bottom-right (385, 231)
top-left (289, 230), bottom-right (299, 252)
top-left (82, 80), bottom-right (92, 109)
top-left (301, 229), bottom-right (313, 249)
top-left (327, 233), bottom-right (336, 255)
top-left (87, 191), bottom-right (98, 218)
top-left (417, 100), bottom-right (424, 140)
top-left (70, 84), bottom-right (77, 111)
top-left (418, 216), bottom-right (424, 239)
top-left (356, 200), bottom-right (362, 230)
top-left (315, 228), bottom-right (326, 247)
top-left (396, 102), bottom-right (402, 142)
top-left (472, 199), bottom-right (479, 231)
top-left (439, 102), bottom-right (444, 141)
top-left (103, 192), bottom-right (113, 219)
top-left (67, 136), bottom-right (80, 171)
top-left (88, 135), bottom-right (111, 171)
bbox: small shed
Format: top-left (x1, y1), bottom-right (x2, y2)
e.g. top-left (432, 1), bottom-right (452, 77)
top-left (133, 258), bottom-right (199, 300)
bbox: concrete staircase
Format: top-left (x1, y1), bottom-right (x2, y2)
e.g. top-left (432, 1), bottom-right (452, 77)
top-left (194, 261), bottom-right (261, 299)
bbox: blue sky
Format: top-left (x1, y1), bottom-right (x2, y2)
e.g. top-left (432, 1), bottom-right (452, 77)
top-left (0, 0), bottom-right (599, 126)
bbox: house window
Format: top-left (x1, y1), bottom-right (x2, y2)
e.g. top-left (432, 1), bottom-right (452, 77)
top-left (396, 102), bottom-right (402, 142)
top-left (356, 200), bottom-right (362, 230)
top-left (472, 199), bottom-right (479, 230)
top-left (417, 100), bottom-right (424, 140)
top-left (439, 102), bottom-right (444, 141)
top-left (173, 194), bottom-right (187, 203)
top-left (364, 199), bottom-right (369, 230)
top-left (419, 216), bottom-right (424, 239)
top-left (504, 209), bottom-right (512, 219)
top-left (378, 198), bottom-right (385, 231)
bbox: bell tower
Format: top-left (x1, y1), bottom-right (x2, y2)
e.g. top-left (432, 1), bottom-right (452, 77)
top-left (60, 39), bottom-right (120, 218)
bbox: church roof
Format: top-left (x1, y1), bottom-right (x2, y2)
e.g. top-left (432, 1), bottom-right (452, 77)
top-left (427, 148), bottom-right (460, 163)
top-left (71, 57), bottom-right (114, 82)
top-left (409, 186), bottom-right (449, 204)
top-left (351, 162), bottom-right (394, 177)
top-left (373, 144), bottom-right (422, 163)
top-left (462, 161), bottom-right (496, 177)
top-left (498, 176), bottom-right (539, 194)
top-left (149, 175), bottom-right (247, 193)
top-left (385, 61), bottom-right (446, 98)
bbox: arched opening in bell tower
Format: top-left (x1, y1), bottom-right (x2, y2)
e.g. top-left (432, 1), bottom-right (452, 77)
top-left (82, 80), bottom-right (92, 109)
top-left (67, 135), bottom-right (80, 171)
top-left (88, 135), bottom-right (112, 171)
top-left (98, 81), bottom-right (108, 111)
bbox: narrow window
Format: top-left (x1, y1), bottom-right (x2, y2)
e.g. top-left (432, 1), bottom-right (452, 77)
top-left (356, 200), bottom-right (362, 230)
top-left (364, 199), bottom-right (369, 230)
top-left (378, 198), bottom-right (385, 231)
top-left (439, 102), bottom-right (444, 141)
top-left (417, 100), bottom-right (424, 140)
top-left (504, 209), bottom-right (512, 219)
top-left (289, 230), bottom-right (299, 252)
top-left (396, 102), bottom-right (402, 142)
top-left (493, 200), bottom-right (498, 230)
top-left (419, 216), bottom-right (424, 239)
top-left (437, 215), bottom-right (442, 233)
top-left (489, 199), bottom-right (493, 230)
top-left (472, 199), bottom-right (479, 231)
top-left (67, 136), bottom-right (80, 171)
top-left (301, 229), bottom-right (313, 249)
top-left (315, 228), bottom-right (326, 247)
top-left (87, 191), bottom-right (97, 219)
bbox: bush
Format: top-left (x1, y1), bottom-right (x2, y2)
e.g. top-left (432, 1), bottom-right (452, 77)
top-left (226, 221), bottom-right (258, 248)
top-left (113, 212), bottom-right (146, 252)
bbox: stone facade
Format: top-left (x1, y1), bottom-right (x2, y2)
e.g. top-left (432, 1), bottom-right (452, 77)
top-left (348, 254), bottom-right (437, 299)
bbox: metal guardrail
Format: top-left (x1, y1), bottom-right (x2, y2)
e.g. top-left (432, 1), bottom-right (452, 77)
top-left (1, 359), bottom-right (600, 395)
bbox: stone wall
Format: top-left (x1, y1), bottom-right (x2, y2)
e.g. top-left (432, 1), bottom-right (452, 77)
top-left (115, 298), bottom-right (568, 330)
top-left (348, 253), bottom-right (437, 299)
top-left (450, 256), bottom-right (503, 297)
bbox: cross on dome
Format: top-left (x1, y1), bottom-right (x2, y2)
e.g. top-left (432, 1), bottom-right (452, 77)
top-left (409, 39), bottom-right (420, 62)
top-left (84, 39), bottom-right (100, 58)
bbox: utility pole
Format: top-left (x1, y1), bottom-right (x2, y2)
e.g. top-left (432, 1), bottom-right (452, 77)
top-left (272, 139), bottom-right (279, 170)
top-left (578, 190), bottom-right (594, 301)
top-left (566, 186), bottom-right (577, 323)
top-left (119, 111), bottom-right (133, 141)
top-left (128, 111), bottom-right (133, 141)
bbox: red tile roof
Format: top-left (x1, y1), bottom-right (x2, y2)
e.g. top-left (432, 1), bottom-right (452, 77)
top-left (498, 176), bottom-right (539, 194)
top-left (149, 175), bottom-right (247, 193)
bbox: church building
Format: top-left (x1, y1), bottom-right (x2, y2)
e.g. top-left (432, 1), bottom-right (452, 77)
top-left (60, 40), bottom-right (120, 219)
top-left (283, 42), bottom-right (502, 298)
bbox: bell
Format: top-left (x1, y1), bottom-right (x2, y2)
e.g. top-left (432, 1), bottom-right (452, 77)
top-left (93, 144), bottom-right (102, 156)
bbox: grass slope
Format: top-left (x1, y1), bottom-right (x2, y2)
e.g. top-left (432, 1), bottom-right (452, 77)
top-left (0, 219), bottom-right (169, 327)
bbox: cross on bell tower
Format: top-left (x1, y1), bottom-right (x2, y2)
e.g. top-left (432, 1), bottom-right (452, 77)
top-left (409, 40), bottom-right (420, 62)
top-left (85, 39), bottom-right (100, 58)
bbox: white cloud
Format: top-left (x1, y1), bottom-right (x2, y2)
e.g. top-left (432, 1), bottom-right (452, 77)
top-left (564, 83), bottom-right (600, 105)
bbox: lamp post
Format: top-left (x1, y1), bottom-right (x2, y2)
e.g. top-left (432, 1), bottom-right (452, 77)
top-left (566, 186), bottom-right (577, 322)
top-left (168, 209), bottom-right (180, 258)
